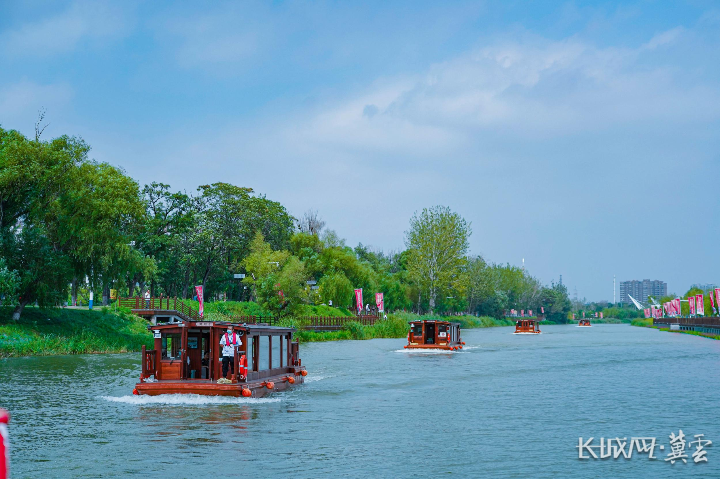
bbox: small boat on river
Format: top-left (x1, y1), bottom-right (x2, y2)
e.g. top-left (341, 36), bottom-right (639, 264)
top-left (404, 320), bottom-right (464, 350)
top-left (577, 319), bottom-right (592, 327)
top-left (134, 320), bottom-right (306, 397)
top-left (514, 319), bottom-right (541, 334)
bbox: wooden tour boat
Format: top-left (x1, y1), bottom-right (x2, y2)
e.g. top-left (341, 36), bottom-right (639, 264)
top-left (404, 320), bottom-right (464, 350)
top-left (514, 318), bottom-right (542, 334)
top-left (134, 320), bottom-right (306, 397)
top-left (577, 319), bottom-right (592, 327)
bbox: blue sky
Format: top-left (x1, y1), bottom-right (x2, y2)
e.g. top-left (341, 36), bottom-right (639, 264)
top-left (1, 0), bottom-right (719, 301)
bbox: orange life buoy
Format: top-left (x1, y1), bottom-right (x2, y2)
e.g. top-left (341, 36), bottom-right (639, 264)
top-left (241, 387), bottom-right (252, 397)
top-left (287, 376), bottom-right (295, 384)
top-left (266, 381), bottom-right (274, 389)
top-left (132, 388), bottom-right (139, 395)
top-left (301, 370), bottom-right (308, 376)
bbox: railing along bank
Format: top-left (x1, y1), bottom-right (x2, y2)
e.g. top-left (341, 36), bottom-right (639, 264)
top-left (118, 297), bottom-right (379, 328)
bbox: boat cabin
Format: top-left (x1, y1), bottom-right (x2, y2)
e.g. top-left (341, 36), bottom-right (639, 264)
top-left (405, 320), bottom-right (463, 350)
top-left (514, 319), bottom-right (541, 334)
top-left (135, 319), bottom-right (306, 397)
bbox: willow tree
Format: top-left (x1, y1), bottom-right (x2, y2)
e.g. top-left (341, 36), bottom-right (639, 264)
top-left (405, 206), bottom-right (470, 313)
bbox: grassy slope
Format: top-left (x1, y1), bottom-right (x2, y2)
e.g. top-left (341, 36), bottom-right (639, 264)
top-left (0, 306), bottom-right (153, 358)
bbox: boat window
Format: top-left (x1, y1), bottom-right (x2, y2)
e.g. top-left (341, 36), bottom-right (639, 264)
top-left (246, 336), bottom-right (255, 371)
top-left (272, 335), bottom-right (281, 369)
top-left (161, 333), bottom-right (181, 359)
top-left (412, 324), bottom-right (423, 335)
top-left (259, 336), bottom-right (269, 370)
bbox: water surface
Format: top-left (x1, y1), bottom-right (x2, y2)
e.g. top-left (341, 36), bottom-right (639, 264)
top-left (1, 325), bottom-right (719, 478)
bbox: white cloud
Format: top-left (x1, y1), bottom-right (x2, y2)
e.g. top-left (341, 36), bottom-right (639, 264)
top-left (0, 0), bottom-right (134, 56)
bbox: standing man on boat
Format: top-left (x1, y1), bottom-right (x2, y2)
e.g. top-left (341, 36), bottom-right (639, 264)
top-left (220, 327), bottom-right (243, 379)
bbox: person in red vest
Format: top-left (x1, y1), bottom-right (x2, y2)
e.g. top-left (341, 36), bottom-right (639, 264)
top-left (220, 327), bottom-right (243, 379)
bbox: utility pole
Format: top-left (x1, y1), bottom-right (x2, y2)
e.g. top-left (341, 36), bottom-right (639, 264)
top-left (613, 275), bottom-right (616, 304)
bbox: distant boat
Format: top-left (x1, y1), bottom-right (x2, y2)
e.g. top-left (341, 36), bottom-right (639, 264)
top-left (577, 319), bottom-right (592, 327)
top-left (514, 319), bottom-right (541, 334)
top-left (404, 320), bottom-right (464, 350)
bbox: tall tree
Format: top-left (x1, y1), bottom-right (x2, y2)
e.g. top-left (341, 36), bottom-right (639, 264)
top-left (405, 206), bottom-right (470, 313)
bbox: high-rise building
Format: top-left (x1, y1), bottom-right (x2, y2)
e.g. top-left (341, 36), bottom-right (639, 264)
top-left (619, 279), bottom-right (667, 304)
top-left (691, 283), bottom-right (717, 292)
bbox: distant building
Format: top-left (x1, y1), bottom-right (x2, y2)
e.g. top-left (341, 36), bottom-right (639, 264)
top-left (691, 283), bottom-right (717, 292)
top-left (619, 279), bottom-right (667, 304)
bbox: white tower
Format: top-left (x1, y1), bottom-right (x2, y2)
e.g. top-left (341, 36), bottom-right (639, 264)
top-left (613, 275), bottom-right (616, 304)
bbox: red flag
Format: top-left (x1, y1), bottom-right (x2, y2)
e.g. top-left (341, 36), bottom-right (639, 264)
top-left (689, 296), bottom-right (695, 315)
top-left (194, 285), bottom-right (204, 318)
top-left (599, 312), bottom-right (603, 318)
top-left (715, 289), bottom-right (720, 313)
top-left (375, 293), bottom-right (384, 313)
top-left (541, 306), bottom-right (544, 314)
top-left (354, 289), bottom-right (363, 314)
top-left (0, 409), bottom-right (9, 479)
top-left (696, 294), bottom-right (704, 316)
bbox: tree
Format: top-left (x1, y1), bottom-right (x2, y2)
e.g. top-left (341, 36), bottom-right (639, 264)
top-left (297, 209), bottom-right (325, 235)
top-left (0, 258), bottom-right (18, 305)
top-left (0, 128), bottom-right (146, 319)
top-left (540, 282), bottom-right (572, 323)
top-left (405, 206), bottom-right (470, 313)
top-left (319, 272), bottom-right (353, 308)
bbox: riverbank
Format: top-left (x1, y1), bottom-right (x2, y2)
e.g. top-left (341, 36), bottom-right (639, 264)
top-left (630, 317), bottom-right (720, 340)
top-left (0, 307), bottom-right (153, 358)
top-left (291, 312), bottom-right (514, 343)
top-left (0, 305), bottom-right (515, 356)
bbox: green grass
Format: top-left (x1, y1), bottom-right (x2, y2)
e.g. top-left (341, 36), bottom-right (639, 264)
top-left (0, 306), bottom-right (153, 358)
top-left (631, 318), bottom-right (654, 328)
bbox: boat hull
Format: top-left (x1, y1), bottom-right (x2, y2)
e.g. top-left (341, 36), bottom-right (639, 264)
top-left (513, 331), bottom-right (541, 335)
top-left (404, 343), bottom-right (463, 350)
top-left (135, 371), bottom-right (305, 397)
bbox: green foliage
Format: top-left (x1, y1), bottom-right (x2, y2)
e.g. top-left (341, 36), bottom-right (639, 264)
top-left (0, 258), bottom-right (19, 305)
top-left (539, 282), bottom-right (572, 323)
top-left (405, 205), bottom-right (470, 312)
top-left (0, 306), bottom-right (152, 357)
top-left (318, 272), bottom-right (353, 308)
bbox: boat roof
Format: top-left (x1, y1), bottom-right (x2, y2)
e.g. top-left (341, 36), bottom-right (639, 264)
top-left (147, 319), bottom-right (295, 334)
top-left (408, 319), bottom-right (460, 326)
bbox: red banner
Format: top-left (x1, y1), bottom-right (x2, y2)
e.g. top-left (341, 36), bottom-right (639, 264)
top-left (688, 296), bottom-right (695, 315)
top-left (644, 308), bottom-right (650, 318)
top-left (696, 294), bottom-right (704, 316)
top-left (528, 310), bottom-right (533, 316)
top-left (195, 285), bottom-right (204, 318)
top-left (675, 298), bottom-right (682, 316)
top-left (716, 289), bottom-right (720, 313)
top-left (354, 289), bottom-right (363, 314)
top-left (375, 292), bottom-right (384, 313)
top-left (0, 409), bottom-right (8, 479)
top-left (599, 312), bottom-right (603, 319)
top-left (541, 306), bottom-right (544, 314)
top-left (521, 310), bottom-right (525, 317)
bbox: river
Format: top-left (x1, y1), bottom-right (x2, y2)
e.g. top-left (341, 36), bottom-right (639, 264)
top-left (1, 324), bottom-right (719, 478)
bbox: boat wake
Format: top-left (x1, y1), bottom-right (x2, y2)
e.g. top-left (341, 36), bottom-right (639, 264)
top-left (393, 349), bottom-right (459, 354)
top-left (100, 394), bottom-right (282, 405)
top-left (303, 375), bottom-right (326, 383)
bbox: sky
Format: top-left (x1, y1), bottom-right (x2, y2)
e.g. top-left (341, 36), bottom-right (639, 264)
top-left (1, 0), bottom-right (719, 301)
